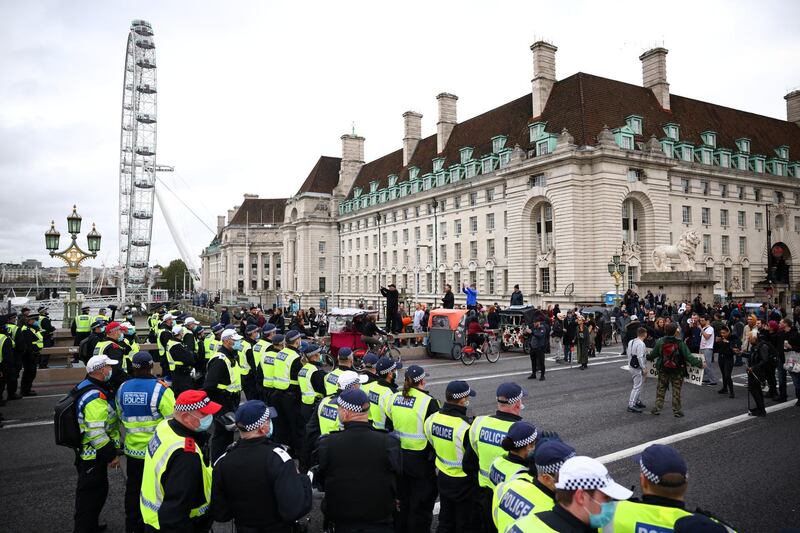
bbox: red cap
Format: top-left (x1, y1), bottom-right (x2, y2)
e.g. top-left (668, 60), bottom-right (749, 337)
top-left (175, 390), bottom-right (222, 415)
top-left (768, 320), bottom-right (779, 332)
top-left (106, 321), bottom-right (125, 332)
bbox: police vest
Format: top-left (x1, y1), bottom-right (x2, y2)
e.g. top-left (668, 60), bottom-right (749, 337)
top-left (140, 420), bottom-right (211, 528)
top-left (148, 314), bottom-right (159, 333)
top-left (74, 314), bottom-right (92, 333)
top-left (212, 354), bottom-right (242, 394)
top-left (507, 508), bottom-right (557, 532)
top-left (93, 340), bottom-right (116, 357)
top-left (0, 334), bottom-right (7, 364)
top-left (76, 379), bottom-right (120, 461)
top-left (273, 347), bottom-right (300, 390)
top-left (260, 350), bottom-right (277, 389)
top-left (317, 395), bottom-right (341, 435)
top-left (299, 363), bottom-right (323, 405)
top-left (22, 325), bottom-right (44, 350)
top-left (493, 473), bottom-right (556, 532)
top-left (469, 415), bottom-right (516, 488)
top-left (424, 411), bottom-right (471, 478)
top-left (165, 340), bottom-right (187, 372)
top-left (324, 367), bottom-right (345, 396)
top-left (386, 387), bottom-right (433, 451)
top-left (5, 324), bottom-right (17, 347)
top-left (488, 454), bottom-right (528, 489)
top-left (116, 378), bottom-right (175, 458)
top-left (94, 314), bottom-right (108, 324)
top-left (122, 337), bottom-right (140, 371)
top-left (203, 336), bottom-right (221, 360)
top-left (363, 380), bottom-right (394, 430)
top-left (156, 329), bottom-right (170, 357)
top-left (237, 340), bottom-right (253, 376)
top-left (604, 500), bottom-right (692, 533)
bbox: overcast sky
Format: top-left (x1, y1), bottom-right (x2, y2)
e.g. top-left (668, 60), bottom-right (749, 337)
top-left (2, 0), bottom-right (798, 273)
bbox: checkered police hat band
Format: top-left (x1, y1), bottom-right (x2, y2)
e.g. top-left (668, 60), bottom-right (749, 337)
top-left (88, 362), bottom-right (108, 372)
top-left (410, 372), bottom-right (425, 383)
top-left (512, 430), bottom-right (538, 448)
top-left (501, 392), bottom-right (523, 405)
top-left (379, 362), bottom-right (397, 375)
top-left (242, 410), bottom-right (270, 432)
top-left (175, 397), bottom-right (210, 412)
top-left (559, 475), bottom-right (611, 491)
top-left (537, 452), bottom-right (575, 475)
top-left (450, 388), bottom-right (472, 399)
top-left (337, 398), bottom-right (366, 413)
top-left (640, 459), bottom-right (661, 484)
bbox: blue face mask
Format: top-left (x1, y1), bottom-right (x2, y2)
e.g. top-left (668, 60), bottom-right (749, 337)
top-left (233, 340), bottom-right (243, 351)
top-left (197, 414), bottom-right (213, 432)
top-left (103, 369), bottom-right (112, 382)
top-left (33, 321), bottom-right (40, 328)
top-left (266, 422), bottom-right (274, 439)
top-left (587, 499), bottom-right (617, 529)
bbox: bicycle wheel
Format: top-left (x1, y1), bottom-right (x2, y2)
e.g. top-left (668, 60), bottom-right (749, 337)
top-left (451, 343), bottom-right (463, 360)
top-left (486, 342), bottom-right (501, 363)
top-left (461, 347), bottom-right (476, 366)
top-left (388, 346), bottom-right (402, 360)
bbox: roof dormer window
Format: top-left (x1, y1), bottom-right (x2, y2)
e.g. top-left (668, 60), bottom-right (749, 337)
top-left (353, 187), bottom-right (363, 198)
top-left (409, 166), bottom-right (420, 181)
top-left (776, 146), bottom-right (789, 160)
top-left (369, 180), bottom-right (379, 194)
top-left (736, 138), bottom-right (750, 154)
top-left (491, 135), bottom-right (507, 153)
top-left (388, 174), bottom-right (399, 187)
top-left (701, 131), bottom-right (716, 148)
top-left (460, 147), bottom-right (474, 164)
top-left (432, 157), bottom-right (445, 173)
top-left (663, 123), bottom-right (680, 141)
top-left (626, 115), bottom-right (643, 135)
top-left (529, 121), bottom-right (548, 142)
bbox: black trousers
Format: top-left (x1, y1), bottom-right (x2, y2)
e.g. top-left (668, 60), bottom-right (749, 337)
top-left (170, 371), bottom-right (193, 397)
top-left (271, 390), bottom-right (302, 456)
top-left (748, 372), bottom-right (766, 413)
top-left (20, 351), bottom-right (39, 394)
top-left (242, 374), bottom-right (259, 401)
top-left (594, 330), bottom-right (603, 353)
top-left (397, 473), bottom-right (437, 533)
top-left (474, 487), bottom-right (497, 533)
top-left (719, 357), bottom-right (734, 393)
top-left (529, 348), bottom-right (545, 377)
top-left (125, 457), bottom-right (145, 533)
top-left (1, 355), bottom-right (18, 399)
top-left (74, 458), bottom-right (108, 533)
top-left (437, 493), bottom-right (476, 533)
top-left (210, 417), bottom-right (234, 464)
top-left (765, 361), bottom-right (777, 397)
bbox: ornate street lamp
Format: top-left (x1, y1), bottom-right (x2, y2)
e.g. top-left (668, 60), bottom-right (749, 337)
top-left (607, 254), bottom-right (627, 308)
top-left (45, 205), bottom-right (100, 326)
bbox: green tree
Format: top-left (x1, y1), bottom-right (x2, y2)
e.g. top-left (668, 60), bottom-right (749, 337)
top-left (155, 259), bottom-right (193, 292)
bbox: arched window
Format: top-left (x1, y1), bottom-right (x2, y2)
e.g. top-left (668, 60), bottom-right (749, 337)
top-left (621, 199), bottom-right (638, 244)
top-left (534, 203), bottom-right (553, 252)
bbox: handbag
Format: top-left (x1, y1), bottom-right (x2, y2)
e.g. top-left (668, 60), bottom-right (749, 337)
top-left (784, 351), bottom-right (800, 373)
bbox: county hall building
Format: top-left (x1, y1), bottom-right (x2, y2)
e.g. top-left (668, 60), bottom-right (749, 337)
top-left (201, 41), bottom-right (800, 310)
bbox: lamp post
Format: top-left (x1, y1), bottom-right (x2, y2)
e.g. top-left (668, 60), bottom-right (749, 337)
top-left (607, 254), bottom-right (626, 308)
top-left (45, 205), bottom-right (101, 323)
top-left (375, 214), bottom-right (383, 319)
top-left (431, 199), bottom-right (439, 296)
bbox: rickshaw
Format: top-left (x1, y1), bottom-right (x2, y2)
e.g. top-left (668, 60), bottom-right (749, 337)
top-left (497, 305), bottom-right (538, 353)
top-left (326, 307), bottom-right (376, 358)
top-left (426, 309), bottom-right (468, 359)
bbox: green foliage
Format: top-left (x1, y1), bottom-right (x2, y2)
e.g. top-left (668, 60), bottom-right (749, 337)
top-left (154, 259), bottom-right (193, 290)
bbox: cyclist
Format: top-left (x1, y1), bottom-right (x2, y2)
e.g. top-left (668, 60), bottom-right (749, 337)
top-left (361, 314), bottom-right (391, 352)
top-left (467, 314), bottom-right (491, 354)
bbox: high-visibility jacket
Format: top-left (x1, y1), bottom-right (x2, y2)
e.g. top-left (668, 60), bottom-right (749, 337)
top-left (424, 411), bottom-right (471, 478)
top-left (93, 314), bottom-right (109, 324)
top-left (506, 506), bottom-right (557, 532)
top-left (21, 325), bottom-right (44, 350)
top-left (469, 414), bottom-right (517, 488)
top-left (140, 420), bottom-right (211, 529)
top-left (93, 340), bottom-right (114, 357)
top-left (5, 324), bottom-right (17, 347)
top-left (604, 500), bottom-right (693, 533)
top-left (203, 336), bottom-right (221, 360)
top-left (385, 388), bottom-right (434, 451)
top-left (273, 347), bottom-right (300, 390)
top-left (317, 395), bottom-right (341, 436)
top-left (165, 339), bottom-right (186, 372)
top-left (363, 380), bottom-right (395, 430)
top-left (493, 473), bottom-right (555, 532)
top-left (148, 314), bottom-right (159, 334)
top-left (76, 379), bottom-right (120, 461)
top-left (0, 333), bottom-right (7, 363)
top-left (487, 453), bottom-right (528, 489)
top-left (157, 329), bottom-right (171, 358)
top-left (324, 367), bottom-right (345, 396)
top-left (299, 362), bottom-right (323, 405)
top-left (237, 340), bottom-right (253, 376)
top-left (259, 349), bottom-right (277, 389)
top-left (74, 314), bottom-right (92, 333)
top-left (212, 354), bottom-right (242, 394)
top-left (122, 337), bottom-right (140, 371)
top-left (116, 378), bottom-right (175, 458)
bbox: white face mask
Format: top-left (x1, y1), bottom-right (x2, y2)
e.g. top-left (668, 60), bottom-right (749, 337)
top-left (519, 403), bottom-right (526, 411)
top-left (464, 400), bottom-right (470, 408)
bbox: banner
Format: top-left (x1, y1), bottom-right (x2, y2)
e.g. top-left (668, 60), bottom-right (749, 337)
top-left (643, 360), bottom-right (705, 386)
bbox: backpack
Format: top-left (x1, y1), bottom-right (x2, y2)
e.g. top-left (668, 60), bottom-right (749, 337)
top-left (78, 337), bottom-right (92, 364)
top-left (53, 383), bottom-right (99, 449)
top-left (552, 320), bottom-right (564, 337)
top-left (660, 339), bottom-right (683, 370)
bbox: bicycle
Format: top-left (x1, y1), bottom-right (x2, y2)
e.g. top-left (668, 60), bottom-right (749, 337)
top-left (461, 332), bottom-right (500, 366)
top-left (352, 335), bottom-right (402, 371)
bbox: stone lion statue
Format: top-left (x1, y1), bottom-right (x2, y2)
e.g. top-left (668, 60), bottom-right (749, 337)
top-left (651, 230), bottom-right (702, 272)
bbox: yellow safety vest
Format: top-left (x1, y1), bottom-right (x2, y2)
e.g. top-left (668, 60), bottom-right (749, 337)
top-left (363, 380), bottom-right (394, 430)
top-left (140, 420), bottom-right (211, 529)
top-left (21, 325), bottom-right (44, 350)
top-left (115, 378), bottom-right (175, 458)
top-left (260, 349), bottom-right (276, 389)
top-left (94, 314), bottom-right (108, 324)
top-left (324, 367), bottom-right (345, 396)
top-left (74, 314), bottom-right (92, 333)
top-left (299, 362), bottom-right (323, 405)
top-left (212, 354), bottom-right (242, 394)
top-left (506, 507), bottom-right (558, 532)
top-left (122, 337), bottom-right (140, 370)
top-left (493, 473), bottom-right (556, 532)
top-left (156, 329), bottom-right (170, 357)
top-left (203, 336), bottom-right (221, 360)
top-left (469, 415), bottom-right (517, 488)
top-left (272, 347), bottom-right (300, 390)
top-left (5, 324), bottom-right (17, 347)
top-left (317, 395), bottom-right (341, 435)
top-left (386, 388), bottom-right (433, 451)
top-left (605, 500), bottom-right (692, 533)
top-left (487, 453), bottom-right (528, 489)
top-left (424, 410), bottom-right (471, 478)
top-left (0, 334), bottom-right (7, 364)
top-left (237, 340), bottom-right (253, 376)
top-left (165, 339), bottom-right (187, 372)
top-left (76, 381), bottom-right (121, 461)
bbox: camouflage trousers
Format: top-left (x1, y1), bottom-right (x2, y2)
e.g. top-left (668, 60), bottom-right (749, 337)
top-left (654, 371), bottom-right (684, 413)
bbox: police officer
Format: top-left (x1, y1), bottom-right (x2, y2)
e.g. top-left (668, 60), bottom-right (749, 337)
top-left (1, 314), bottom-right (20, 402)
top-left (211, 400), bottom-right (313, 532)
top-left (116, 352), bottom-right (175, 533)
top-left (469, 382), bottom-right (527, 531)
top-left (72, 306), bottom-right (93, 346)
top-left (203, 329), bottom-right (243, 463)
top-left (37, 306), bottom-right (55, 368)
top-left (198, 323), bottom-right (224, 376)
top-left (94, 308), bottom-right (109, 324)
top-left (259, 331), bottom-right (283, 402)
top-left (385, 364), bottom-right (440, 533)
top-left (298, 342), bottom-right (327, 423)
top-left (93, 321), bottom-right (129, 391)
top-left (140, 390), bottom-right (218, 533)
top-left (509, 456), bottom-right (632, 532)
top-left (486, 421), bottom-right (537, 492)
top-left (316, 388), bottom-right (402, 532)
top-left (120, 322), bottom-right (141, 372)
top-left (361, 352), bottom-right (380, 385)
top-left (271, 329), bottom-right (304, 454)
top-left (16, 313), bottom-right (43, 396)
top-left (147, 308), bottom-right (162, 343)
top-left (252, 323), bottom-right (275, 399)
top-left (239, 324), bottom-right (261, 400)
top-left (181, 317), bottom-right (200, 357)
top-left (324, 347), bottom-right (356, 395)
top-left (492, 439), bottom-right (575, 531)
top-left (364, 356), bottom-right (402, 430)
top-left (424, 380), bottom-right (479, 532)
top-left (166, 325), bottom-right (195, 396)
top-left (157, 314), bottom-right (176, 380)
top-left (73, 355), bottom-right (122, 533)
top-left (80, 319), bottom-right (106, 365)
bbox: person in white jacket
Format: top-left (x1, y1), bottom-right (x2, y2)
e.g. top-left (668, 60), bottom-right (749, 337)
top-left (412, 304), bottom-right (426, 346)
top-left (627, 327), bottom-right (648, 413)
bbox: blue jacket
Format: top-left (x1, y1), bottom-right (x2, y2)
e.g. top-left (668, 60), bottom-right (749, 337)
top-left (463, 287), bottom-right (477, 306)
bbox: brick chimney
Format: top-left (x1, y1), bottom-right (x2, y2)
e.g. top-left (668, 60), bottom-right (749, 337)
top-left (403, 111), bottom-right (423, 166)
top-left (217, 215), bottom-right (226, 233)
top-left (639, 47), bottom-right (670, 111)
top-left (436, 93), bottom-right (458, 153)
top-left (334, 133), bottom-right (365, 197)
top-left (531, 41), bottom-right (557, 118)
top-left (786, 90), bottom-right (800, 127)
top-left (227, 209), bottom-right (235, 224)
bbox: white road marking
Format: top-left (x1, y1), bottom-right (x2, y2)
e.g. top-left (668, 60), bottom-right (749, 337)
top-left (426, 357), bottom-right (628, 386)
top-left (1, 420), bottom-right (54, 429)
top-left (23, 393), bottom-right (63, 399)
top-left (596, 400), bottom-right (796, 465)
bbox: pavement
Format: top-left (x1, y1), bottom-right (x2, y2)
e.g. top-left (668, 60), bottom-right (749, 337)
top-left (1, 343), bottom-right (798, 532)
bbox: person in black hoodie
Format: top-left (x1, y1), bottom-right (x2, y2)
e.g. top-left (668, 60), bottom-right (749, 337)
top-left (442, 284), bottom-right (455, 309)
top-left (747, 330), bottom-right (771, 416)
